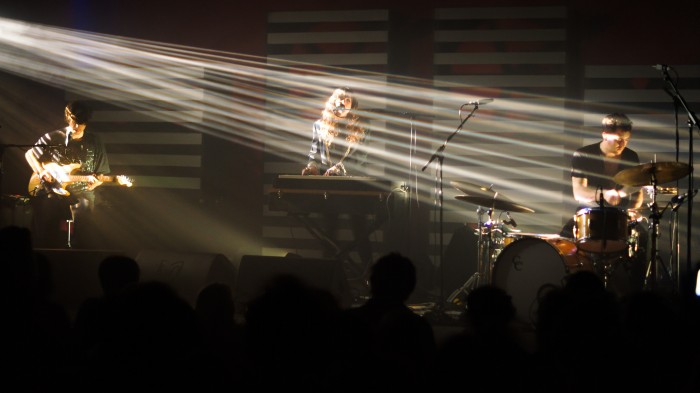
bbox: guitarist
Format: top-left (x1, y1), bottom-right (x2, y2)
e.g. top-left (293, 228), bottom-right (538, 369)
top-left (25, 101), bottom-right (111, 248)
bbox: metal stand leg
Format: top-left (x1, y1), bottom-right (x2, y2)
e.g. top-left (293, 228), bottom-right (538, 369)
top-left (66, 219), bottom-right (73, 248)
top-left (446, 271), bottom-right (481, 306)
top-left (446, 207), bottom-right (495, 306)
top-left (643, 177), bottom-right (662, 291)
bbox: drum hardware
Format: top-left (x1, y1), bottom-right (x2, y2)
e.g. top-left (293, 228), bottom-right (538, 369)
top-left (447, 206), bottom-right (493, 306)
top-left (454, 195), bottom-right (535, 214)
top-left (626, 218), bottom-right (644, 259)
top-left (448, 190), bottom-right (536, 306)
top-left (641, 191), bottom-right (669, 291)
top-left (644, 185), bottom-right (678, 196)
top-left (613, 162), bottom-right (692, 290)
top-left (665, 190), bottom-right (697, 293)
top-left (585, 251), bottom-right (626, 289)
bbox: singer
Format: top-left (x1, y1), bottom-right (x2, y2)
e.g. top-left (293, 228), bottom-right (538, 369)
top-left (25, 101), bottom-right (111, 248)
top-left (302, 87), bottom-right (368, 176)
top-left (300, 86), bottom-right (373, 266)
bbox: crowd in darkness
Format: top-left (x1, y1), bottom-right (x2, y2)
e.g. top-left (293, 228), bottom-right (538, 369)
top-left (2, 224), bottom-right (699, 392)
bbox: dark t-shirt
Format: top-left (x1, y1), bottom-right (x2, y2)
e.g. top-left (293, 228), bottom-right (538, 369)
top-left (571, 142), bottom-right (639, 209)
top-left (31, 127), bottom-right (110, 195)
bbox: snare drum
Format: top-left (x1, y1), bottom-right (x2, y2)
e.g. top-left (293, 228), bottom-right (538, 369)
top-left (573, 207), bottom-right (628, 253)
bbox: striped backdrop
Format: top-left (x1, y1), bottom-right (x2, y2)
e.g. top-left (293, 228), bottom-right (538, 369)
top-left (431, 6), bottom-right (570, 255)
top-left (67, 64), bottom-right (207, 193)
top-left (261, 6), bottom-right (700, 279)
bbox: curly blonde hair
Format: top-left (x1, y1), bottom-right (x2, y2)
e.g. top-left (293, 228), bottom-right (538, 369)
top-left (319, 87), bottom-right (365, 144)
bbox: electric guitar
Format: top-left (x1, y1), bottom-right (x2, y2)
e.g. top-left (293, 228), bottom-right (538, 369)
top-left (28, 162), bottom-right (133, 196)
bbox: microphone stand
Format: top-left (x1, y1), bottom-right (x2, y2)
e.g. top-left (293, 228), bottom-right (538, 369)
top-left (659, 66), bottom-right (697, 296)
top-left (421, 103), bottom-right (481, 318)
top-left (670, 190), bottom-right (697, 292)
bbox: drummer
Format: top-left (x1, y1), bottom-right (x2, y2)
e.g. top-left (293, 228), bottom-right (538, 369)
top-left (560, 113), bottom-right (643, 238)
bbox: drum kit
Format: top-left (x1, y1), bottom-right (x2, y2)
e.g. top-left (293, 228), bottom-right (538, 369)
top-left (447, 161), bottom-right (692, 324)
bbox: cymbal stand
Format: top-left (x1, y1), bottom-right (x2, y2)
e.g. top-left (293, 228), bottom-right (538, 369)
top-left (669, 200), bottom-right (682, 294)
top-left (658, 64), bottom-right (697, 295)
top-left (644, 174), bottom-right (664, 290)
top-left (594, 254), bottom-right (615, 289)
top-left (447, 206), bottom-right (489, 305)
top-left (480, 206), bottom-right (499, 285)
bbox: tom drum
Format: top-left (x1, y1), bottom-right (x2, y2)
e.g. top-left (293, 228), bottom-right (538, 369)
top-left (573, 207), bottom-right (628, 253)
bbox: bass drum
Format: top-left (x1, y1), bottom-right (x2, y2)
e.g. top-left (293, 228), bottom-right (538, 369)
top-left (492, 236), bottom-right (591, 325)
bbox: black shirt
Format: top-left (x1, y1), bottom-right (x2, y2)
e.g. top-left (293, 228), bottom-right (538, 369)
top-left (30, 127), bottom-right (110, 195)
top-left (571, 142), bottom-right (639, 208)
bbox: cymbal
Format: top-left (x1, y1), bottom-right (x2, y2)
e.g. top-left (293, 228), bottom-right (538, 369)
top-left (643, 185), bottom-right (678, 195)
top-left (626, 205), bottom-right (650, 213)
top-left (450, 180), bottom-right (497, 197)
top-left (455, 195), bottom-right (535, 213)
top-left (613, 162), bottom-right (691, 186)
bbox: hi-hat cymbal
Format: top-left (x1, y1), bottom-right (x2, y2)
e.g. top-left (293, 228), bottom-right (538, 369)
top-left (455, 195), bottom-right (535, 213)
top-left (613, 162), bottom-right (691, 186)
top-left (626, 205), bottom-right (650, 213)
top-left (643, 185), bottom-right (678, 195)
top-left (450, 180), bottom-right (498, 197)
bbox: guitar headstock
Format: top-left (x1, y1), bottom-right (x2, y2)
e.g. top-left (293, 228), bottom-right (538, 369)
top-left (117, 175), bottom-right (133, 187)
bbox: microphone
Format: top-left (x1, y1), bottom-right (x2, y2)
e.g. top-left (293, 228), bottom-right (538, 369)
top-left (334, 106), bottom-right (351, 111)
top-left (465, 98), bottom-right (494, 106)
top-left (504, 212), bottom-right (517, 228)
top-left (65, 128), bottom-right (72, 146)
top-left (653, 64), bottom-right (673, 72)
top-left (671, 189), bottom-right (698, 204)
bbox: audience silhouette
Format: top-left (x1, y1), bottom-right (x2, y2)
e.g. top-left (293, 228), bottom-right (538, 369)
top-left (1, 226), bottom-right (71, 391)
top-left (343, 252), bottom-right (436, 392)
top-left (1, 225), bottom-right (698, 392)
top-left (433, 285), bottom-right (532, 392)
top-left (194, 282), bottom-right (245, 389)
top-left (533, 271), bottom-right (623, 392)
top-left (243, 274), bottom-right (343, 391)
top-left (72, 255), bottom-right (140, 363)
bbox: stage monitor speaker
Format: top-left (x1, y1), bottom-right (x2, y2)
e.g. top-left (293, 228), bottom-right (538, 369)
top-left (135, 250), bottom-right (236, 307)
top-left (36, 248), bottom-right (133, 320)
top-left (236, 255), bottom-right (351, 310)
top-left (0, 195), bottom-right (32, 229)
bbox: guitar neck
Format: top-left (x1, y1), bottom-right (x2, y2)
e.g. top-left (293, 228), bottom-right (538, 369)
top-left (67, 174), bottom-right (116, 183)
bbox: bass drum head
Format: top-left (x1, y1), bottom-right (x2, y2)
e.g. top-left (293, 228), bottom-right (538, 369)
top-left (493, 237), bottom-right (568, 325)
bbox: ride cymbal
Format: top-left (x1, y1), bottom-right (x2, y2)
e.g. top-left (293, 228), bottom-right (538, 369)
top-left (454, 195), bottom-right (535, 213)
top-left (613, 162), bottom-right (691, 186)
